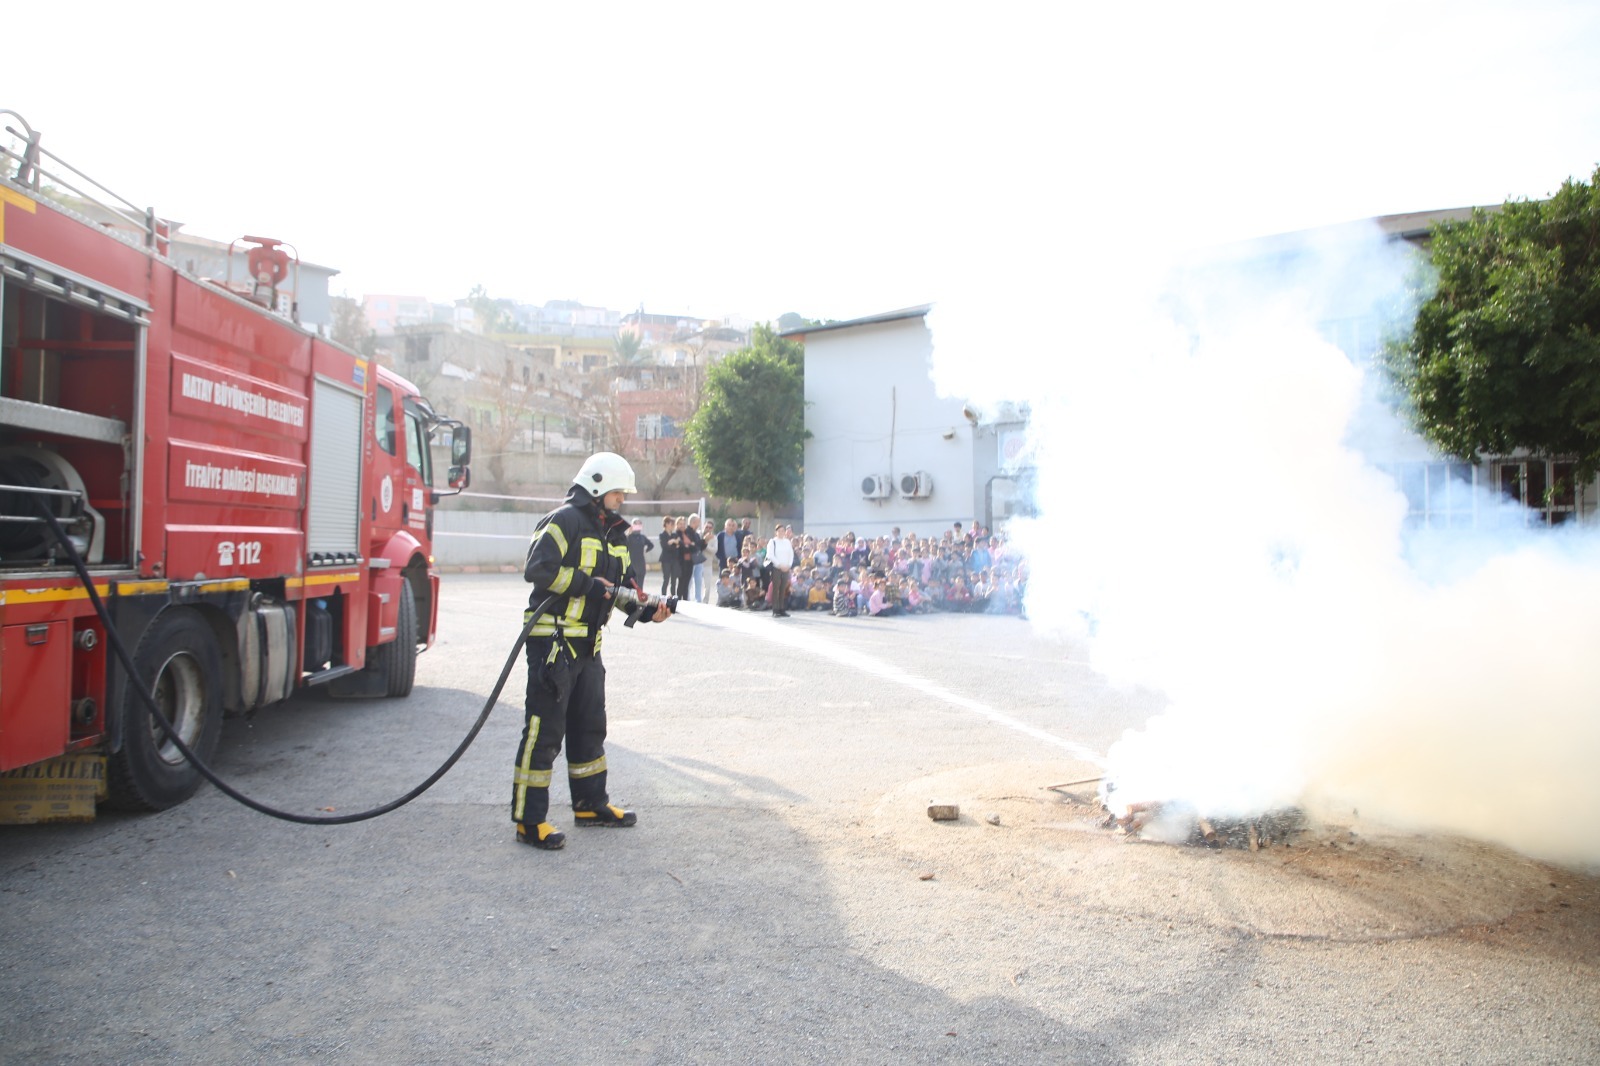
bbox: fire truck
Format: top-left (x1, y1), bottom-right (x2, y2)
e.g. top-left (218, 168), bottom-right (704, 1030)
top-left (0, 111), bottom-right (471, 811)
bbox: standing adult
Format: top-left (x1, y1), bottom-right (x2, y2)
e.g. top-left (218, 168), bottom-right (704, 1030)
top-left (685, 514), bottom-right (710, 603)
top-left (658, 515), bottom-right (681, 597)
top-left (734, 517), bottom-right (754, 555)
top-left (767, 523), bottom-right (795, 618)
top-left (715, 518), bottom-right (740, 572)
top-left (670, 516), bottom-right (694, 600)
top-left (511, 452), bottom-right (673, 851)
top-left (624, 519), bottom-right (653, 588)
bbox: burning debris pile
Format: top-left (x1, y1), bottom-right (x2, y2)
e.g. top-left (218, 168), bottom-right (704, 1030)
top-left (1050, 778), bottom-right (1307, 850)
top-left (1104, 797), bottom-right (1306, 850)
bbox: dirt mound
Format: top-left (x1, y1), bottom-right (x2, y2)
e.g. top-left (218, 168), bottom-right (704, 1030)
top-left (865, 760), bottom-right (1600, 946)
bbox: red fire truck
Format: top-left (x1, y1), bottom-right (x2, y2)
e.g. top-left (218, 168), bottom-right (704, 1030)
top-left (0, 111), bottom-right (471, 811)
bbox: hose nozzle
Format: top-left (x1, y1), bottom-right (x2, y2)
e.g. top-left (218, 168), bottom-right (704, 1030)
top-left (613, 586), bottom-right (677, 626)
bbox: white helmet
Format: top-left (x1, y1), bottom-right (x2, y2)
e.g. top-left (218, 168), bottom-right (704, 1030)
top-left (573, 451), bottom-right (637, 496)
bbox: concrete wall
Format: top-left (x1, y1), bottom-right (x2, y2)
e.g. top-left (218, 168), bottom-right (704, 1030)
top-left (802, 315), bottom-right (979, 537)
top-left (428, 444), bottom-right (709, 568)
top-left (431, 504), bottom-right (705, 570)
top-left (427, 443), bottom-right (707, 506)
top-left (432, 508), bottom-right (537, 568)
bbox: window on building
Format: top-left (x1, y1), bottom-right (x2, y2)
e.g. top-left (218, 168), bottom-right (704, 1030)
top-left (1390, 458), bottom-right (1587, 529)
top-left (636, 414), bottom-right (681, 440)
top-left (1496, 459), bottom-right (1583, 526)
top-left (1550, 461), bottom-right (1582, 525)
top-left (1389, 461), bottom-right (1479, 530)
top-left (1320, 316), bottom-right (1381, 365)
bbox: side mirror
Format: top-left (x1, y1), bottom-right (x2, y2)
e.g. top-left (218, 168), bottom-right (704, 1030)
top-left (431, 420), bottom-right (471, 500)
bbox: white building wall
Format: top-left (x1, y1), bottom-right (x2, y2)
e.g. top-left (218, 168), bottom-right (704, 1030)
top-left (802, 315), bottom-right (979, 537)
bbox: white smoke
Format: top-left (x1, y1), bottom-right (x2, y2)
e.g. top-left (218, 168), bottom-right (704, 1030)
top-left (930, 224), bottom-right (1600, 868)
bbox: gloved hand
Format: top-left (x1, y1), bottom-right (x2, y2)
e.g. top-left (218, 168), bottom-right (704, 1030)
top-left (584, 577), bottom-right (615, 609)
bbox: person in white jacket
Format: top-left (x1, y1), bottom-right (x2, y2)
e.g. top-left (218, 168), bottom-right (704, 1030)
top-left (766, 524), bottom-right (796, 618)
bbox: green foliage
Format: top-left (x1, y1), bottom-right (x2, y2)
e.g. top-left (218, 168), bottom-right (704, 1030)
top-left (686, 325), bottom-right (808, 509)
top-left (745, 321), bottom-right (804, 367)
top-left (776, 311), bottom-right (837, 332)
top-left (468, 284), bottom-right (517, 335)
top-left (1383, 166), bottom-right (1600, 477)
top-left (613, 330), bottom-right (649, 366)
top-left (330, 294), bottom-right (376, 356)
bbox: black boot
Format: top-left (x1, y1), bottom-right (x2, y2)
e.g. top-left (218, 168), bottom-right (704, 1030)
top-left (515, 822), bottom-right (566, 850)
top-left (573, 802), bottom-right (637, 827)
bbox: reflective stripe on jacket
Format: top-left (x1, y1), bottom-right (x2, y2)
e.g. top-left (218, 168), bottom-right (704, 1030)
top-left (524, 489), bottom-right (631, 642)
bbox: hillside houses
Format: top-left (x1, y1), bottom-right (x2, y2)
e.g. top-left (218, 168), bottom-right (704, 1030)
top-left (363, 298), bottom-right (747, 498)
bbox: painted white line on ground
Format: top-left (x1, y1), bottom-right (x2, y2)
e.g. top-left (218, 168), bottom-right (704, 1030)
top-left (675, 603), bottom-right (1106, 766)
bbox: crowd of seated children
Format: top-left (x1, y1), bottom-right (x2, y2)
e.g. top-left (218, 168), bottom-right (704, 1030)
top-left (710, 521), bottom-right (1027, 620)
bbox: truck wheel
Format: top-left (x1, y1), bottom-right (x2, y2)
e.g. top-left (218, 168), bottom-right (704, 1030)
top-left (106, 609), bottom-right (223, 811)
top-left (368, 577), bottom-right (418, 698)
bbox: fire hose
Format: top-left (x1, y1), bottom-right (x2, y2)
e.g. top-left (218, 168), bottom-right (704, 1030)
top-left (34, 497), bottom-right (673, 825)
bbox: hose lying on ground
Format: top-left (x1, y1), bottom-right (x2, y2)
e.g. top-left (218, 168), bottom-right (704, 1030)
top-left (36, 498), bottom-right (551, 825)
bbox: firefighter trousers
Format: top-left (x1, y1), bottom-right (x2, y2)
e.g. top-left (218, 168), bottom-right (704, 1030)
top-left (510, 636), bottom-right (610, 828)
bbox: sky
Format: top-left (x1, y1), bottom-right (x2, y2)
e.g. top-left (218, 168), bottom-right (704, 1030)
top-left (5, 1), bottom-right (1599, 326)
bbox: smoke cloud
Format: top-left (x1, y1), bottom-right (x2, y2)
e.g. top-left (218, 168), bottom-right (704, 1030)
top-left (930, 225), bottom-right (1600, 868)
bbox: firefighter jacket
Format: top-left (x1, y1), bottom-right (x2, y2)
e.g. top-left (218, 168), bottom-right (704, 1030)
top-left (524, 485), bottom-right (634, 645)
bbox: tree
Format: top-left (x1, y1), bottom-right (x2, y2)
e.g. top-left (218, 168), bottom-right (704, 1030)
top-left (467, 284), bottom-right (517, 335)
top-left (685, 324), bottom-right (807, 512)
top-left (329, 294), bottom-right (376, 356)
top-left (776, 312), bottom-right (836, 331)
top-left (613, 330), bottom-right (650, 366)
top-left (744, 322), bottom-right (804, 369)
top-left (1383, 166), bottom-right (1600, 477)
top-left (634, 328), bottom-right (714, 497)
top-left (477, 372), bottom-right (535, 494)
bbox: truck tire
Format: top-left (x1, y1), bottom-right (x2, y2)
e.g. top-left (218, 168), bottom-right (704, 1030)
top-left (368, 577), bottom-right (418, 698)
top-left (106, 609), bottom-right (223, 811)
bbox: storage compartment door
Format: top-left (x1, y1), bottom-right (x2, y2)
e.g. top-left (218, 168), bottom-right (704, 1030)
top-left (307, 379), bottom-right (363, 556)
top-left (1, 622), bottom-right (71, 771)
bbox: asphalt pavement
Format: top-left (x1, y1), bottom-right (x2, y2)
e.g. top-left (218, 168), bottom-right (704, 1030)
top-left (2, 574), bottom-right (1595, 1064)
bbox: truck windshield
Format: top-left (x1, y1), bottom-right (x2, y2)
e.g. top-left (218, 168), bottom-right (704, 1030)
top-left (376, 384), bottom-right (397, 455)
top-left (403, 400), bottom-right (432, 485)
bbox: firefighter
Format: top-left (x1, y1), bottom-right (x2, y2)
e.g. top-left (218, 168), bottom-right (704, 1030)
top-left (511, 451), bottom-right (673, 850)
